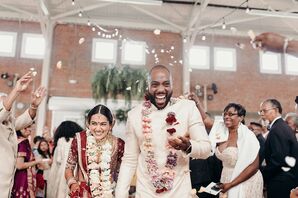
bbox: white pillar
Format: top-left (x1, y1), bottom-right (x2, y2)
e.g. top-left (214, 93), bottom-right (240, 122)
top-left (36, 21), bottom-right (55, 136)
top-left (182, 34), bottom-right (190, 94)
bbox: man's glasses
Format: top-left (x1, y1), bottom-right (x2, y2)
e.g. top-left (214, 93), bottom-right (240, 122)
top-left (258, 107), bottom-right (276, 115)
top-left (222, 112), bottom-right (238, 117)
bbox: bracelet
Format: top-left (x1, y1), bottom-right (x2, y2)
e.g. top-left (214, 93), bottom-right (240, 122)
top-left (185, 144), bottom-right (192, 154)
top-left (30, 104), bottom-right (38, 110)
top-left (67, 177), bottom-right (77, 188)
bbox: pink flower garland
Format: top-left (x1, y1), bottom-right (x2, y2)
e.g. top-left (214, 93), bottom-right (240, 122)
top-left (142, 100), bottom-right (178, 194)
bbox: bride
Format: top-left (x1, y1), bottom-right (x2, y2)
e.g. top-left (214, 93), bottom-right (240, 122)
top-left (65, 104), bottom-right (125, 198)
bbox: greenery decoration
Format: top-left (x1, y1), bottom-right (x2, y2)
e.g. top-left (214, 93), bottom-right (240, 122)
top-left (91, 65), bottom-right (148, 105)
top-left (115, 108), bottom-right (130, 123)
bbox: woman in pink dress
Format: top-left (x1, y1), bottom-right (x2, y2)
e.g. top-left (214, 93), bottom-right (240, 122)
top-left (11, 124), bottom-right (43, 198)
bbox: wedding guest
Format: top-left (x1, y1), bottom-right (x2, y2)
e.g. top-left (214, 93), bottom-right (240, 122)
top-left (186, 93), bottom-right (222, 198)
top-left (248, 121), bottom-right (266, 166)
top-left (208, 103), bottom-right (263, 198)
top-left (0, 71), bottom-right (46, 197)
top-left (285, 112), bottom-right (298, 137)
top-left (11, 124), bottom-right (44, 198)
top-left (65, 104), bottom-right (124, 197)
top-left (253, 32), bottom-right (298, 57)
top-left (32, 136), bottom-right (44, 155)
top-left (115, 65), bottom-right (211, 198)
top-left (259, 99), bottom-right (298, 198)
top-left (47, 121), bottom-right (83, 198)
top-left (34, 139), bottom-right (52, 198)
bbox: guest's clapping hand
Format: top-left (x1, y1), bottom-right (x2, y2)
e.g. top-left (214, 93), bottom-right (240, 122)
top-left (168, 136), bottom-right (191, 152)
top-left (15, 71), bottom-right (33, 92)
top-left (30, 87), bottom-right (47, 108)
top-left (253, 32), bottom-right (285, 53)
top-left (186, 92), bottom-right (200, 104)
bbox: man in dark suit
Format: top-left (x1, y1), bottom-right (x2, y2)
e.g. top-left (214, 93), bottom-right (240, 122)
top-left (259, 99), bottom-right (298, 198)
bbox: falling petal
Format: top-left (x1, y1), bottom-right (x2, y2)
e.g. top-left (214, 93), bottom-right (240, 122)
top-left (79, 37), bottom-right (85, 44)
top-left (281, 167), bottom-right (291, 172)
top-left (285, 156), bottom-right (296, 167)
top-left (56, 61), bottom-right (62, 69)
top-left (69, 79), bottom-right (77, 84)
top-left (153, 29), bottom-right (161, 35)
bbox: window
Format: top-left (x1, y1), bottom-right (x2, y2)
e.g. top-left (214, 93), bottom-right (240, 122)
top-left (189, 46), bottom-right (210, 69)
top-left (285, 54), bottom-right (298, 75)
top-left (121, 40), bottom-right (146, 65)
top-left (92, 38), bottom-right (117, 63)
top-left (214, 47), bottom-right (236, 71)
top-left (259, 51), bottom-right (281, 74)
top-left (21, 33), bottom-right (45, 59)
top-left (0, 31), bottom-right (17, 57)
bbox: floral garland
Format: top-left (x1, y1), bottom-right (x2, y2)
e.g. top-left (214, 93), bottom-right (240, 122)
top-left (142, 100), bottom-right (179, 193)
top-left (86, 130), bottom-right (115, 198)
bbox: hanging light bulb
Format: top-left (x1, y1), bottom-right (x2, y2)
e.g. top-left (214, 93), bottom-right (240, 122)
top-left (92, 26), bottom-right (96, 31)
top-left (97, 32), bottom-right (101, 36)
top-left (71, 0), bottom-right (75, 6)
top-left (78, 11), bottom-right (82, 17)
top-left (201, 35), bottom-right (206, 41)
top-left (87, 20), bottom-right (91, 26)
top-left (222, 18), bottom-right (226, 30)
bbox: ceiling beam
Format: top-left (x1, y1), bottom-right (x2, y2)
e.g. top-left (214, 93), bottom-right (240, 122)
top-left (34, 0), bottom-right (51, 37)
top-left (51, 2), bottom-right (113, 21)
top-left (0, 3), bottom-right (38, 18)
top-left (58, 16), bottom-right (180, 32)
top-left (188, 0), bottom-right (210, 46)
top-left (129, 4), bottom-right (184, 31)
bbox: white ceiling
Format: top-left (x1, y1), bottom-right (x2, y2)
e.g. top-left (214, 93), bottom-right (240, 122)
top-left (0, 0), bottom-right (298, 39)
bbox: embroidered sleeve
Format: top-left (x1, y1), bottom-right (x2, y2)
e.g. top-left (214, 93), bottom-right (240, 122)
top-left (65, 136), bottom-right (78, 170)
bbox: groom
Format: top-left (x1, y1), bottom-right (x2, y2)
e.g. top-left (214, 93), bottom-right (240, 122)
top-left (115, 65), bottom-right (211, 198)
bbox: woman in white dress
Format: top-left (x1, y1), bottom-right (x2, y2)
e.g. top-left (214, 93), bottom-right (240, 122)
top-left (46, 121), bottom-right (83, 198)
top-left (187, 93), bottom-right (263, 198)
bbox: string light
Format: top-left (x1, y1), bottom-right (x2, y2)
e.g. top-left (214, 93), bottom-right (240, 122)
top-left (246, 0), bottom-right (250, 13)
top-left (87, 20), bottom-right (91, 26)
top-left (222, 18), bottom-right (226, 29)
top-left (72, 0), bottom-right (75, 6)
top-left (78, 11), bottom-right (82, 17)
top-left (201, 35), bottom-right (206, 41)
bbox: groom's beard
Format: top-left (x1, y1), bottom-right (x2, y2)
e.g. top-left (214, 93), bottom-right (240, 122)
top-left (147, 91), bottom-right (172, 110)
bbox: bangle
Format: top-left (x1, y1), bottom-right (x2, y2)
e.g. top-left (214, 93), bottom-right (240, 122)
top-left (30, 104), bottom-right (38, 110)
top-left (185, 144), bottom-right (192, 154)
top-left (67, 177), bottom-right (77, 188)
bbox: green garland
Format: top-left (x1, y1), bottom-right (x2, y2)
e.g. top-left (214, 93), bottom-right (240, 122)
top-left (92, 65), bottom-right (148, 105)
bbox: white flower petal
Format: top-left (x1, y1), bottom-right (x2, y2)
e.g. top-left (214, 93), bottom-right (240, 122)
top-left (285, 156), bottom-right (296, 167)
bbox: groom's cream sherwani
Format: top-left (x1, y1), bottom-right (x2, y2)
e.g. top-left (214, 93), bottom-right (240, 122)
top-left (116, 98), bottom-right (211, 198)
